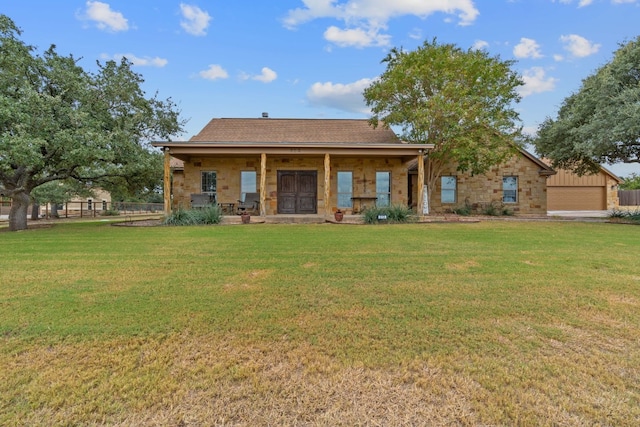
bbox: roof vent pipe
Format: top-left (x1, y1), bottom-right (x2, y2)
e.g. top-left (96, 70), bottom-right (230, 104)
top-left (262, 112), bottom-right (269, 118)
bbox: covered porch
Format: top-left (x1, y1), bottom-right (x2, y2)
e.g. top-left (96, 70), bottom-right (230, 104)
top-left (155, 142), bottom-right (432, 218)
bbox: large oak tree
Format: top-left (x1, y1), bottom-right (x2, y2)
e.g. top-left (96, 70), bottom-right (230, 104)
top-left (0, 15), bottom-right (183, 231)
top-left (534, 36), bottom-right (640, 175)
top-left (364, 39), bottom-right (525, 208)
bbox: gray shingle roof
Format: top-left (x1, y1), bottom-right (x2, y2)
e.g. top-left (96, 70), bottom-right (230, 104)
top-left (189, 118), bottom-right (401, 144)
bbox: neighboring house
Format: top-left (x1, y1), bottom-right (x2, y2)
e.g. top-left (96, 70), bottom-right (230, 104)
top-left (39, 188), bottom-right (113, 217)
top-left (544, 162), bottom-right (621, 211)
top-left (154, 117), bottom-right (553, 217)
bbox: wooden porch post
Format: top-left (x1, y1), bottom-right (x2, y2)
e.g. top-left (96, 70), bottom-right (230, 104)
top-left (324, 153), bottom-right (331, 217)
top-left (417, 151), bottom-right (425, 217)
top-left (163, 147), bottom-right (171, 214)
top-left (260, 153), bottom-right (267, 216)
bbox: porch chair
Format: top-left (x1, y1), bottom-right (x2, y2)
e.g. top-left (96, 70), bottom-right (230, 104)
top-left (236, 192), bottom-right (260, 215)
top-left (190, 193), bottom-right (213, 209)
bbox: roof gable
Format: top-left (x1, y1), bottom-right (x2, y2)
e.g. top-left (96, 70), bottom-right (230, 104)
top-left (189, 118), bottom-right (401, 144)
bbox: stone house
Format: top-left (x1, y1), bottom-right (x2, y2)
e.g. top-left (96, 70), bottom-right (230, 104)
top-left (154, 117), bottom-right (553, 217)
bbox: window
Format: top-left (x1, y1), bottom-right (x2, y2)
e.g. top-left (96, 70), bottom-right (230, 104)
top-left (441, 176), bottom-right (457, 204)
top-left (337, 171), bottom-right (353, 208)
top-left (240, 171), bottom-right (257, 201)
top-left (201, 171), bottom-right (217, 201)
top-left (87, 199), bottom-right (93, 210)
top-left (376, 171), bottom-right (391, 207)
top-left (502, 176), bottom-right (518, 203)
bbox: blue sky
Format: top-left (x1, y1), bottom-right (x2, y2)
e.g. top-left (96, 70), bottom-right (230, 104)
top-left (3, 0), bottom-right (639, 176)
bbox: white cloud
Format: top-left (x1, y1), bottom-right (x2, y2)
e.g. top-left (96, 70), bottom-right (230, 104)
top-left (306, 78), bottom-right (374, 113)
top-left (409, 28), bottom-right (422, 40)
top-left (553, 54), bottom-right (564, 61)
top-left (199, 64), bottom-right (228, 80)
top-left (284, 0), bottom-right (479, 48)
top-left (244, 67), bottom-right (278, 83)
top-left (472, 39), bottom-right (489, 50)
top-left (552, 0), bottom-right (593, 5)
top-left (107, 53), bottom-right (168, 67)
top-left (324, 25), bottom-right (391, 48)
top-left (180, 3), bottom-right (211, 36)
top-left (518, 67), bottom-right (558, 97)
top-left (80, 1), bottom-right (128, 32)
top-left (513, 38), bottom-right (543, 59)
top-left (560, 34), bottom-right (600, 57)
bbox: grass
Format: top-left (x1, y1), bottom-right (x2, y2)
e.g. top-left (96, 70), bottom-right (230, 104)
top-left (1, 220), bottom-right (639, 425)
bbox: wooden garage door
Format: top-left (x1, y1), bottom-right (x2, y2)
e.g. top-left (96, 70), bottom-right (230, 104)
top-left (547, 187), bottom-right (606, 210)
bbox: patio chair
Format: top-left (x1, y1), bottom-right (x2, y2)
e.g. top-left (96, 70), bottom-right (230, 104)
top-left (236, 192), bottom-right (260, 215)
top-left (191, 193), bottom-right (213, 209)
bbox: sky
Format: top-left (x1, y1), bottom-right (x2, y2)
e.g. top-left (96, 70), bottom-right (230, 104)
top-left (2, 0), bottom-right (639, 177)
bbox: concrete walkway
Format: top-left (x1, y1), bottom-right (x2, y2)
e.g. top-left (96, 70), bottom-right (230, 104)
top-left (547, 210), bottom-right (611, 218)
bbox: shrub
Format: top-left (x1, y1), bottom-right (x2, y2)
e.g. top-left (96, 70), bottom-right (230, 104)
top-left (163, 205), bottom-right (222, 226)
top-left (609, 208), bottom-right (640, 223)
top-left (482, 201), bottom-right (502, 216)
top-left (608, 209), bottom-right (628, 219)
top-left (362, 204), bottom-right (414, 224)
top-left (452, 204), bottom-right (472, 216)
top-left (100, 209), bottom-right (120, 216)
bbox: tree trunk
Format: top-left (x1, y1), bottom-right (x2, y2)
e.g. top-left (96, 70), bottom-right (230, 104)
top-left (51, 203), bottom-right (60, 218)
top-left (9, 191), bottom-right (30, 231)
top-left (31, 203), bottom-right (39, 220)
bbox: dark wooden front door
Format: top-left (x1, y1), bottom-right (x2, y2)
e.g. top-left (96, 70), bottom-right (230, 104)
top-left (277, 171), bottom-right (317, 214)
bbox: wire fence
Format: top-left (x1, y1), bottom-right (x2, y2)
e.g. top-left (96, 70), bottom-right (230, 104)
top-left (0, 199), bottom-right (163, 219)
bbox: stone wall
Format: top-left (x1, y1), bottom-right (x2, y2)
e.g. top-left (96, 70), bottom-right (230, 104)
top-left (174, 155), bottom-right (408, 215)
top-left (412, 153), bottom-right (549, 215)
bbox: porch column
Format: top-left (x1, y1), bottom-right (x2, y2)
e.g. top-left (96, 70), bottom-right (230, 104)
top-left (163, 147), bottom-right (171, 214)
top-left (260, 153), bottom-right (267, 216)
top-left (324, 153), bottom-right (331, 217)
top-left (416, 151), bottom-right (425, 217)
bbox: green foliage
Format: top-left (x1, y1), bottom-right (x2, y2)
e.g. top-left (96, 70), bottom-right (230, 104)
top-left (452, 200), bottom-right (473, 216)
top-left (362, 204), bottom-right (414, 224)
top-left (620, 173), bottom-right (640, 190)
top-left (364, 39), bottom-right (524, 206)
top-left (481, 201), bottom-right (514, 216)
top-left (100, 209), bottom-right (120, 217)
top-left (0, 15), bottom-right (184, 231)
top-left (608, 209), bottom-right (640, 222)
top-left (163, 206), bottom-right (222, 226)
top-left (534, 36), bottom-right (640, 174)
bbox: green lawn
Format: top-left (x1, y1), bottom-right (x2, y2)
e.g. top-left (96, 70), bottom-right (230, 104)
top-left (1, 220), bottom-right (639, 425)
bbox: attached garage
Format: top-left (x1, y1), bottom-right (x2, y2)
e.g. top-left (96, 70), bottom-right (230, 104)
top-left (545, 163), bottom-right (622, 211)
top-left (548, 186), bottom-right (606, 210)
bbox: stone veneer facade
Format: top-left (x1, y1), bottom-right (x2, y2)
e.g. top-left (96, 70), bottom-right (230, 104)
top-left (173, 155), bottom-right (409, 215)
top-left (413, 152), bottom-right (551, 215)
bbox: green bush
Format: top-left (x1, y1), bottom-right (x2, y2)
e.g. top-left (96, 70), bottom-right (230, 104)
top-left (452, 204), bottom-right (472, 216)
top-left (100, 209), bottom-right (120, 216)
top-left (362, 204), bottom-right (414, 224)
top-left (609, 209), bottom-right (640, 222)
top-left (482, 201), bottom-right (513, 217)
top-left (163, 205), bottom-right (222, 226)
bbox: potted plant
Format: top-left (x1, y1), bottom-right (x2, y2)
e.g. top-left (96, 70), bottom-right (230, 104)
top-left (334, 209), bottom-right (344, 222)
top-left (241, 211), bottom-right (250, 224)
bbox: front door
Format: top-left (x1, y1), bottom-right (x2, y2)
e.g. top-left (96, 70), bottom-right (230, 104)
top-left (277, 171), bottom-right (317, 214)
